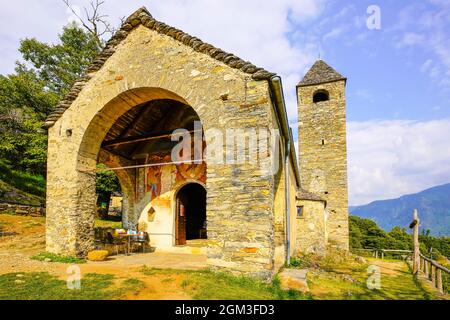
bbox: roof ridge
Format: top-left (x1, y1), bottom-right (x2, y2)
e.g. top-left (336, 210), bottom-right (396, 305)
top-left (43, 7), bottom-right (276, 128)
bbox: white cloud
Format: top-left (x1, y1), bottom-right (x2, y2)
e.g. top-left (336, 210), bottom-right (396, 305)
top-left (323, 27), bottom-right (344, 41)
top-left (353, 89), bottom-right (374, 103)
top-left (395, 32), bottom-right (425, 48)
top-left (391, 2), bottom-right (450, 91)
top-left (0, 0), bottom-right (326, 119)
top-left (420, 59), bottom-right (433, 73)
top-left (348, 119), bottom-right (450, 205)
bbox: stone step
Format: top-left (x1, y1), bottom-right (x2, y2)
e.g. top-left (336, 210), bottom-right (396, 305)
top-left (155, 246), bottom-right (207, 255)
top-left (279, 269), bottom-right (309, 293)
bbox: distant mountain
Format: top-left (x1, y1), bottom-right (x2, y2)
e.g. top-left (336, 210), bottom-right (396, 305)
top-left (350, 183), bottom-right (450, 236)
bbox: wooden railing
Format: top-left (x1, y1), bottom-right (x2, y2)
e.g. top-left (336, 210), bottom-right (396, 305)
top-left (352, 248), bottom-right (412, 260)
top-left (410, 209), bottom-right (450, 294)
top-left (419, 253), bottom-right (450, 294)
top-left (352, 210), bottom-right (450, 295)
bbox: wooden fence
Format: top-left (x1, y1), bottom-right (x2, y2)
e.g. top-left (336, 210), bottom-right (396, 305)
top-left (352, 209), bottom-right (449, 295)
top-left (410, 209), bottom-right (449, 294)
top-left (418, 253), bottom-right (450, 293)
top-left (352, 248), bottom-right (412, 260)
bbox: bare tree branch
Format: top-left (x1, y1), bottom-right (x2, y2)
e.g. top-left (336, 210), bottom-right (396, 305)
top-left (62, 0), bottom-right (119, 47)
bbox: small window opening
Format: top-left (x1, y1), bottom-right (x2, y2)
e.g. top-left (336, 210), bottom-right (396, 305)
top-left (313, 90), bottom-right (330, 103)
top-left (66, 129), bottom-right (73, 137)
top-left (321, 139), bottom-right (325, 146)
top-left (297, 206), bottom-right (304, 218)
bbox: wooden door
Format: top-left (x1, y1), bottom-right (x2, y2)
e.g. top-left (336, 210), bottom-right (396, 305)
top-left (176, 199), bottom-right (186, 245)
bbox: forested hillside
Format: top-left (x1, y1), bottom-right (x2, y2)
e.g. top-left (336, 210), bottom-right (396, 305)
top-left (351, 184), bottom-right (450, 236)
top-left (0, 25), bottom-right (101, 204)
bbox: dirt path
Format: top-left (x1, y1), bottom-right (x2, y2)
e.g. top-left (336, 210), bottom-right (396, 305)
top-left (307, 257), bottom-right (444, 300)
top-left (0, 214), bottom-right (206, 300)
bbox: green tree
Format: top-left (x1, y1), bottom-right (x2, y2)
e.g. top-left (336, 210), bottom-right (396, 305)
top-left (0, 25), bottom-right (101, 176)
top-left (350, 215), bottom-right (450, 260)
top-left (19, 25), bottom-right (101, 96)
top-left (96, 165), bottom-right (121, 219)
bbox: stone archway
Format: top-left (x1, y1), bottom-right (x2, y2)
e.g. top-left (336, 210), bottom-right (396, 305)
top-left (46, 87), bottom-right (200, 256)
top-left (45, 21), bottom-right (278, 277)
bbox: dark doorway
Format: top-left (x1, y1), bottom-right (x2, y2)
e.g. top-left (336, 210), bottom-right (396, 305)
top-left (175, 183), bottom-right (207, 245)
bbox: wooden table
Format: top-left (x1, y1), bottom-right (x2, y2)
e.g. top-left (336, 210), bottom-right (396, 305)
top-left (116, 234), bottom-right (135, 255)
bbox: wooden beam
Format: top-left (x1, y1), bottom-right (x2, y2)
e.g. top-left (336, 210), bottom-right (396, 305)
top-left (99, 147), bottom-right (133, 162)
top-left (115, 105), bottom-right (149, 140)
top-left (410, 209), bottom-right (420, 275)
top-left (101, 129), bottom-right (201, 148)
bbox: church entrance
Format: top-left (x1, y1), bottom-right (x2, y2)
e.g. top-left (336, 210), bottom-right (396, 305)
top-left (175, 183), bottom-right (207, 246)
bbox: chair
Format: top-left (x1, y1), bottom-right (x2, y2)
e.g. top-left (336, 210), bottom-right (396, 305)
top-left (94, 228), bottom-right (107, 250)
top-left (131, 232), bottom-right (150, 253)
top-left (106, 232), bottom-right (127, 255)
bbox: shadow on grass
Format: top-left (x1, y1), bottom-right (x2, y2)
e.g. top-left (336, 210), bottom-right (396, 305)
top-left (140, 267), bottom-right (311, 300)
top-left (0, 272), bottom-right (144, 300)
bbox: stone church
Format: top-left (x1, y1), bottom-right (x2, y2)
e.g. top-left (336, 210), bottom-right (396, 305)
top-left (44, 7), bottom-right (349, 279)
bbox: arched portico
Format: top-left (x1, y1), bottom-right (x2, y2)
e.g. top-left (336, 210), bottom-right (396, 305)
top-left (45, 19), bottom-right (278, 279)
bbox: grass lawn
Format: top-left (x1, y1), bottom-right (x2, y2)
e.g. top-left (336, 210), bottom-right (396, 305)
top-left (0, 268), bottom-right (308, 300)
top-left (31, 252), bottom-right (86, 264)
top-left (294, 252), bottom-right (436, 300)
top-left (94, 218), bottom-right (122, 229)
top-left (140, 267), bottom-right (309, 300)
top-left (0, 272), bottom-right (145, 300)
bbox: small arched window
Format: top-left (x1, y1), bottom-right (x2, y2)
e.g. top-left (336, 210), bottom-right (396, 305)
top-left (313, 90), bottom-right (330, 103)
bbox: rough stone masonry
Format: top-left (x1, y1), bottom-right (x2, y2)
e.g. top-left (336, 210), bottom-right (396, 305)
top-left (43, 7), bottom-right (349, 279)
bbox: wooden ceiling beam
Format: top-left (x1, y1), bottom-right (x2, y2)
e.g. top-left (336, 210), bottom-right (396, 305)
top-left (101, 129), bottom-right (201, 148)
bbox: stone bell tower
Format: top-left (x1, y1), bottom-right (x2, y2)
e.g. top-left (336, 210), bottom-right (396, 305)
top-left (297, 59), bottom-right (349, 250)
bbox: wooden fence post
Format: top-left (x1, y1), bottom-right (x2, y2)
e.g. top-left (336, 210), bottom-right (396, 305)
top-left (431, 265), bottom-right (436, 287)
top-left (409, 209), bottom-right (420, 275)
top-left (424, 260), bottom-right (429, 277)
top-left (437, 269), bottom-right (443, 294)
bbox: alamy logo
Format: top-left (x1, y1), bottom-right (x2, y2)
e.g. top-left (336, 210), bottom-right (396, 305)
top-left (67, 265), bottom-right (81, 290)
top-left (366, 265), bottom-right (381, 290)
top-left (171, 121), bottom-right (281, 177)
top-left (366, 5), bottom-right (382, 30)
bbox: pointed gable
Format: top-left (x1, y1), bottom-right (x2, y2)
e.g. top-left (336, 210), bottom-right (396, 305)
top-left (298, 59), bottom-right (346, 87)
top-left (43, 7), bottom-right (276, 129)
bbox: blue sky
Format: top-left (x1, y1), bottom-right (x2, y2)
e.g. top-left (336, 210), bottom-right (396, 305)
top-left (305, 0), bottom-right (450, 122)
top-left (0, 0), bottom-right (449, 205)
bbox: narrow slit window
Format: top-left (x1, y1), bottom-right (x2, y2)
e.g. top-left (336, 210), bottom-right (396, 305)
top-left (297, 206), bottom-right (304, 218)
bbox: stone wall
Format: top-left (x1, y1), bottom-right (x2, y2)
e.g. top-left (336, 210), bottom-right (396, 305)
top-left (295, 199), bottom-right (327, 255)
top-left (297, 80), bottom-right (349, 250)
top-left (46, 25), bottom-right (279, 279)
top-left (0, 202), bottom-right (45, 217)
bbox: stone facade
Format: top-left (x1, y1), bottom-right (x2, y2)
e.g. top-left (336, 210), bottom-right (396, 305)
top-left (297, 62), bottom-right (349, 250)
top-left (45, 9), bottom-right (283, 280)
top-left (44, 8), bottom-right (350, 279)
top-left (295, 199), bottom-right (327, 255)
